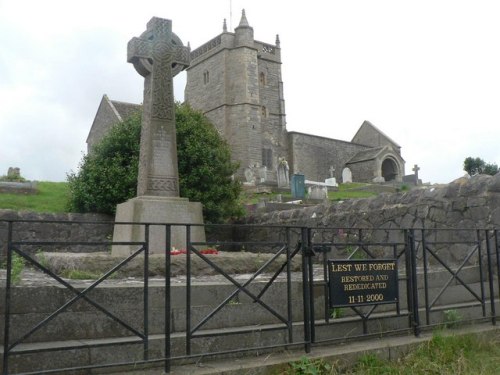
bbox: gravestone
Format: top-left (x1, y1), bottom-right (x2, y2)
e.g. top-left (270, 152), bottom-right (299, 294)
top-left (277, 157), bottom-right (290, 188)
top-left (7, 167), bottom-right (20, 179)
top-left (112, 17), bottom-right (205, 255)
top-left (325, 177), bottom-right (338, 187)
top-left (258, 166), bottom-right (267, 183)
top-left (308, 185), bottom-right (328, 200)
top-left (243, 166), bottom-right (255, 185)
top-left (342, 167), bottom-right (352, 183)
top-left (412, 164), bottom-right (421, 185)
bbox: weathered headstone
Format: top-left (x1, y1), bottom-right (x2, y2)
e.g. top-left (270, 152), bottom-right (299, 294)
top-left (244, 166), bottom-right (255, 185)
top-left (112, 17), bottom-right (205, 255)
top-left (325, 177), bottom-right (338, 187)
top-left (7, 167), bottom-right (20, 179)
top-left (308, 185), bottom-right (328, 200)
top-left (277, 157), bottom-right (290, 187)
top-left (258, 165), bottom-right (267, 183)
top-left (342, 167), bottom-right (352, 183)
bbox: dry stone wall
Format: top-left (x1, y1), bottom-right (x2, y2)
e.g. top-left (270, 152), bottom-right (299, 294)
top-left (243, 174), bottom-right (500, 264)
top-left (247, 174), bottom-right (500, 229)
top-left (0, 211), bottom-right (113, 258)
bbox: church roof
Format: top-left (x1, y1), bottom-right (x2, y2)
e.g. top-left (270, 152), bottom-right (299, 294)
top-left (352, 120), bottom-right (401, 148)
top-left (346, 147), bottom-right (385, 164)
top-left (110, 100), bottom-right (141, 120)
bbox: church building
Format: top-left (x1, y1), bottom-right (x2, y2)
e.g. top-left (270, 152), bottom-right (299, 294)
top-left (87, 10), bottom-right (405, 186)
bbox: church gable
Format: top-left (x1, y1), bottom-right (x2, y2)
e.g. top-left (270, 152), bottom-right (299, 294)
top-left (86, 95), bottom-right (141, 153)
top-left (351, 120), bottom-right (401, 153)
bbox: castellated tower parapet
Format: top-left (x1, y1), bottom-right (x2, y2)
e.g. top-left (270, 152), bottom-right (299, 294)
top-left (185, 10), bottom-right (287, 183)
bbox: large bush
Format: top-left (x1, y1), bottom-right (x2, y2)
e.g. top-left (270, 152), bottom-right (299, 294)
top-left (68, 104), bottom-right (243, 223)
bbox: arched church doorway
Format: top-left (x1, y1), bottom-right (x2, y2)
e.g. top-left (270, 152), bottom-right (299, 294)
top-left (381, 158), bottom-right (398, 181)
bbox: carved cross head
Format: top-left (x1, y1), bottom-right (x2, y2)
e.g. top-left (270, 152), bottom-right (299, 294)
top-left (127, 17), bottom-right (190, 78)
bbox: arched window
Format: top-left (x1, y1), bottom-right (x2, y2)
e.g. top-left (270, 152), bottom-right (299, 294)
top-left (203, 70), bottom-right (209, 84)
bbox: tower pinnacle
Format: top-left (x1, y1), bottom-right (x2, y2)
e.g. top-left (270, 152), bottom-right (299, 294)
top-left (238, 9), bottom-right (250, 28)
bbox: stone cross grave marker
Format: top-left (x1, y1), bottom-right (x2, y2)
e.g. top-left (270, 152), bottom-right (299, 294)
top-left (127, 17), bottom-right (190, 197)
top-left (412, 164), bottom-right (420, 184)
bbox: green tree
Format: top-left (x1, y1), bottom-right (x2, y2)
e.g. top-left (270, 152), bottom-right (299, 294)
top-left (463, 157), bottom-right (499, 176)
top-left (483, 162), bottom-right (499, 176)
top-left (68, 104), bottom-right (243, 223)
top-left (67, 112), bottom-right (141, 215)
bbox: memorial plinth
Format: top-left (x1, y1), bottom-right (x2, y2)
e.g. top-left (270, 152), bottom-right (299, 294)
top-left (112, 17), bottom-right (205, 256)
top-left (112, 196), bottom-right (205, 255)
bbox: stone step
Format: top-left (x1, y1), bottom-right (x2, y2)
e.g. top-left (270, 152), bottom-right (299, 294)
top-left (0, 263), bottom-right (494, 345)
top-left (1, 301), bottom-right (496, 374)
top-left (0, 277), bottom-right (492, 345)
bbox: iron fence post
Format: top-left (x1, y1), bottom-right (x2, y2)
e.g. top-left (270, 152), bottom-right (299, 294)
top-left (165, 225), bottom-right (172, 373)
top-left (301, 227), bottom-right (311, 353)
top-left (186, 225), bottom-right (192, 356)
top-left (421, 228), bottom-right (430, 325)
top-left (496, 230), bottom-right (500, 317)
top-left (405, 229), bottom-right (420, 337)
top-left (144, 224), bottom-right (149, 360)
top-left (409, 229), bottom-right (420, 336)
top-left (477, 229), bottom-right (487, 317)
top-left (286, 227), bottom-right (293, 344)
top-left (307, 228), bottom-right (315, 343)
top-left (485, 230), bottom-right (496, 325)
top-left (2, 221), bottom-right (12, 375)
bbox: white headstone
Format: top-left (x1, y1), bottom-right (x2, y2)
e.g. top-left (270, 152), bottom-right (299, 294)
top-left (325, 177), bottom-right (338, 187)
top-left (308, 185), bottom-right (328, 200)
top-left (342, 167), bottom-right (352, 183)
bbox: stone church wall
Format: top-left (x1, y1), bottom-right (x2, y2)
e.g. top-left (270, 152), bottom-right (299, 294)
top-left (87, 99), bottom-right (119, 152)
top-left (348, 159), bottom-right (378, 183)
top-left (288, 132), bottom-right (371, 182)
top-left (352, 124), bottom-right (400, 152)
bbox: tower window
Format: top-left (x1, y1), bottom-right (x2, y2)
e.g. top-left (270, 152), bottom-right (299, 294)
top-left (259, 72), bottom-right (266, 85)
top-left (203, 70), bottom-right (210, 84)
top-left (262, 148), bottom-right (273, 169)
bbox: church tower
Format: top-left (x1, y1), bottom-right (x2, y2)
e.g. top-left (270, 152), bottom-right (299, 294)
top-left (185, 10), bottom-right (287, 183)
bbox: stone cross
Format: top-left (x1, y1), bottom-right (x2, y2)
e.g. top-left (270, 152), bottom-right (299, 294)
top-left (329, 166), bottom-right (335, 178)
top-left (128, 17), bottom-right (190, 197)
top-left (412, 164), bottom-right (420, 184)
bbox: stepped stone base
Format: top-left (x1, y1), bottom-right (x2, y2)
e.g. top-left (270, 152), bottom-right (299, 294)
top-left (112, 196), bottom-right (205, 256)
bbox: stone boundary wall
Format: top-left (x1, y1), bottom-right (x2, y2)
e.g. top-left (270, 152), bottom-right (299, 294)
top-left (242, 174), bottom-right (500, 264)
top-left (245, 174), bottom-right (500, 229)
top-left (0, 210), bottom-right (113, 258)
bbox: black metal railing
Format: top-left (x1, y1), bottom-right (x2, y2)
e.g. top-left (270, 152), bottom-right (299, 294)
top-left (1, 220), bottom-right (499, 374)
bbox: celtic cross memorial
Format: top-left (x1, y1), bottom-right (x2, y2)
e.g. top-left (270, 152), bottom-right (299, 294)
top-left (128, 17), bottom-right (189, 197)
top-left (112, 17), bottom-right (205, 255)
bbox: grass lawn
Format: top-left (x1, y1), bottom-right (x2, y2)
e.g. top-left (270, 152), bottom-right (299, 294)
top-left (0, 181), bottom-right (69, 213)
top-left (0, 181), bottom-right (381, 214)
top-left (282, 331), bottom-right (500, 374)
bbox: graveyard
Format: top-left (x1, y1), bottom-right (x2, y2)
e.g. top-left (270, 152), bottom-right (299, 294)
top-left (1, 11), bottom-right (500, 375)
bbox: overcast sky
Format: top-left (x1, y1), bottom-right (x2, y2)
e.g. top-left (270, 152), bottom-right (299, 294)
top-left (1, 0), bottom-right (499, 184)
